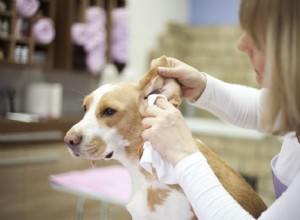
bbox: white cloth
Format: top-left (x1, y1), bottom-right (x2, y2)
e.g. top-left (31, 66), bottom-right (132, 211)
top-left (140, 94), bottom-right (178, 184)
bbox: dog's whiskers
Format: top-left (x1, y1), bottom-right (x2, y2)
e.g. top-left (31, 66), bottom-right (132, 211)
top-left (71, 88), bottom-right (86, 98)
top-left (70, 89), bottom-right (87, 106)
top-left (85, 146), bottom-right (102, 159)
top-left (91, 160), bottom-right (96, 168)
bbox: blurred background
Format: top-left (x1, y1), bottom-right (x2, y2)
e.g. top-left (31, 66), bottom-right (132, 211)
top-left (0, 0), bottom-right (280, 219)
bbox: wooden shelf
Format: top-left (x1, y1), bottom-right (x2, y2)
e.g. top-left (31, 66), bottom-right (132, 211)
top-left (0, 10), bottom-right (14, 16)
top-left (0, 60), bottom-right (48, 68)
top-left (0, 0), bottom-right (127, 72)
top-left (15, 37), bottom-right (31, 44)
top-left (0, 0), bottom-right (56, 69)
top-left (0, 35), bottom-right (12, 41)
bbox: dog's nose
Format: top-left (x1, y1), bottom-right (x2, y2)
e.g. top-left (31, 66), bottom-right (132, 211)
top-left (64, 133), bottom-right (82, 149)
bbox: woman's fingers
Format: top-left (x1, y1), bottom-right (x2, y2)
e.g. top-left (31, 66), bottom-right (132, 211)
top-left (144, 105), bottom-right (161, 117)
top-left (141, 128), bottom-right (150, 142)
top-left (141, 117), bottom-right (159, 142)
top-left (144, 98), bottom-right (174, 116)
top-left (155, 98), bottom-right (174, 110)
top-left (157, 66), bottom-right (180, 79)
top-left (141, 117), bottom-right (154, 129)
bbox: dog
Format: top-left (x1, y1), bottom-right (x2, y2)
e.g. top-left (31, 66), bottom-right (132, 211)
top-left (64, 56), bottom-right (267, 219)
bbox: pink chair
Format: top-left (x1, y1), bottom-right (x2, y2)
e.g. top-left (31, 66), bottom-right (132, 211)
top-left (49, 165), bottom-right (131, 220)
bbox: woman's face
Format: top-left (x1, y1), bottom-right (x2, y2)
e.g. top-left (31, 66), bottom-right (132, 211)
top-left (237, 32), bottom-right (266, 85)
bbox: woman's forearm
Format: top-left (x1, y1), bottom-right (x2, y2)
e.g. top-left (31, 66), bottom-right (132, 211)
top-left (175, 153), bottom-right (255, 220)
top-left (193, 74), bottom-right (264, 131)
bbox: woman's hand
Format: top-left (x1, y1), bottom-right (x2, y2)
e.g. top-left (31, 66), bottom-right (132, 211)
top-left (151, 57), bottom-right (207, 102)
top-left (142, 98), bottom-right (199, 166)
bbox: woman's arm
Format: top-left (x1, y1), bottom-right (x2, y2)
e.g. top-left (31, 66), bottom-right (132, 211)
top-left (193, 74), bottom-right (265, 131)
top-left (175, 153), bottom-right (255, 220)
top-left (154, 57), bottom-right (263, 130)
top-left (175, 152), bottom-right (300, 220)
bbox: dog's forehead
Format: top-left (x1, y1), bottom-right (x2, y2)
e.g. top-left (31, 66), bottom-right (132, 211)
top-left (90, 83), bottom-right (137, 104)
top-left (92, 84), bottom-right (115, 101)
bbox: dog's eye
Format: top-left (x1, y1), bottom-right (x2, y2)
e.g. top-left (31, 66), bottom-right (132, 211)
top-left (102, 108), bottom-right (117, 117)
top-left (82, 105), bottom-right (87, 112)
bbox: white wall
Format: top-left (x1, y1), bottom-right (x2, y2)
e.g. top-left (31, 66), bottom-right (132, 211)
top-left (126, 0), bottom-right (188, 78)
top-left (189, 0), bottom-right (240, 25)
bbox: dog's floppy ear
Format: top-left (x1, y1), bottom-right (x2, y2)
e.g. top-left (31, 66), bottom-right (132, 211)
top-left (138, 55), bottom-right (181, 111)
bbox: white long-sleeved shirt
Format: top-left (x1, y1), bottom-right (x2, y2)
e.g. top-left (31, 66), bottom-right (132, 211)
top-left (175, 75), bottom-right (300, 219)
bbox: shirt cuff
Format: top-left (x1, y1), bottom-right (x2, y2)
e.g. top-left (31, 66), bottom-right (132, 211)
top-left (192, 74), bottom-right (215, 107)
top-left (175, 152), bottom-right (207, 179)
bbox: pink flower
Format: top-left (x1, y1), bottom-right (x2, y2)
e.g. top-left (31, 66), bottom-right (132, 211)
top-left (33, 18), bottom-right (55, 44)
top-left (16, 0), bottom-right (39, 17)
top-left (86, 50), bottom-right (106, 75)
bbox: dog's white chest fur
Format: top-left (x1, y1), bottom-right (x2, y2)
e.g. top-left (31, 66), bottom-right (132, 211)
top-left (127, 191), bottom-right (194, 220)
top-left (124, 168), bottom-right (194, 220)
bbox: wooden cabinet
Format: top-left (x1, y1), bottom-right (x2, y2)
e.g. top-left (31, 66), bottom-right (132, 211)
top-left (0, 0), bottom-right (127, 72)
top-left (0, 0), bottom-right (56, 69)
top-left (54, 0), bottom-right (126, 72)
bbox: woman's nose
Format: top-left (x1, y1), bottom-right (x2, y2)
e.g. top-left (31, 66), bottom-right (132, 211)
top-left (237, 33), bottom-right (248, 52)
top-left (237, 32), bottom-right (254, 58)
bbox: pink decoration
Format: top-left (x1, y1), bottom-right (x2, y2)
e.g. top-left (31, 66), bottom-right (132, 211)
top-left (71, 6), bottom-right (107, 74)
top-left (50, 166), bottom-right (131, 203)
top-left (86, 49), bottom-right (106, 75)
top-left (85, 6), bottom-right (106, 26)
top-left (33, 18), bottom-right (55, 44)
top-left (111, 8), bottom-right (129, 63)
top-left (112, 8), bottom-right (129, 27)
top-left (71, 23), bottom-right (87, 46)
top-left (83, 26), bottom-right (106, 52)
top-left (16, 0), bottom-right (40, 17)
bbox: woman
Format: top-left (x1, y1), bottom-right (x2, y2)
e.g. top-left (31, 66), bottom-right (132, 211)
top-left (142, 0), bottom-right (300, 219)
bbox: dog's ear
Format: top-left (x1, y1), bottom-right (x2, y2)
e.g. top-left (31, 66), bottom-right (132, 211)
top-left (137, 55), bottom-right (181, 113)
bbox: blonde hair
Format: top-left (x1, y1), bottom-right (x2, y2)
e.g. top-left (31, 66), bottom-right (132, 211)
top-left (240, 0), bottom-right (300, 135)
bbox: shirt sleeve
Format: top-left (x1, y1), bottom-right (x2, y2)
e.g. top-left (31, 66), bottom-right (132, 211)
top-left (175, 152), bottom-right (300, 220)
top-left (193, 74), bottom-right (265, 131)
top-left (175, 153), bottom-right (255, 220)
top-left (275, 132), bottom-right (300, 185)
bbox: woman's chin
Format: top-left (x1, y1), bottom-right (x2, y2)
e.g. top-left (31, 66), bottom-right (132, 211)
top-left (255, 70), bottom-right (264, 86)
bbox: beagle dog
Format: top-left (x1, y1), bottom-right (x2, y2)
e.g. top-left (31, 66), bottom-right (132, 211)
top-left (64, 56), bottom-right (267, 220)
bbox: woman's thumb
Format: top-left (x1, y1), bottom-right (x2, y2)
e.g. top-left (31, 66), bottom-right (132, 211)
top-left (158, 66), bottom-right (178, 78)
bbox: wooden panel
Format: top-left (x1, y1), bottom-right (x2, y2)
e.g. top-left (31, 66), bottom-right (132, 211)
top-left (53, 0), bottom-right (74, 70)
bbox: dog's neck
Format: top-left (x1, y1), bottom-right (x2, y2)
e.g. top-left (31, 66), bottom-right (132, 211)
top-left (113, 138), bottom-right (160, 193)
